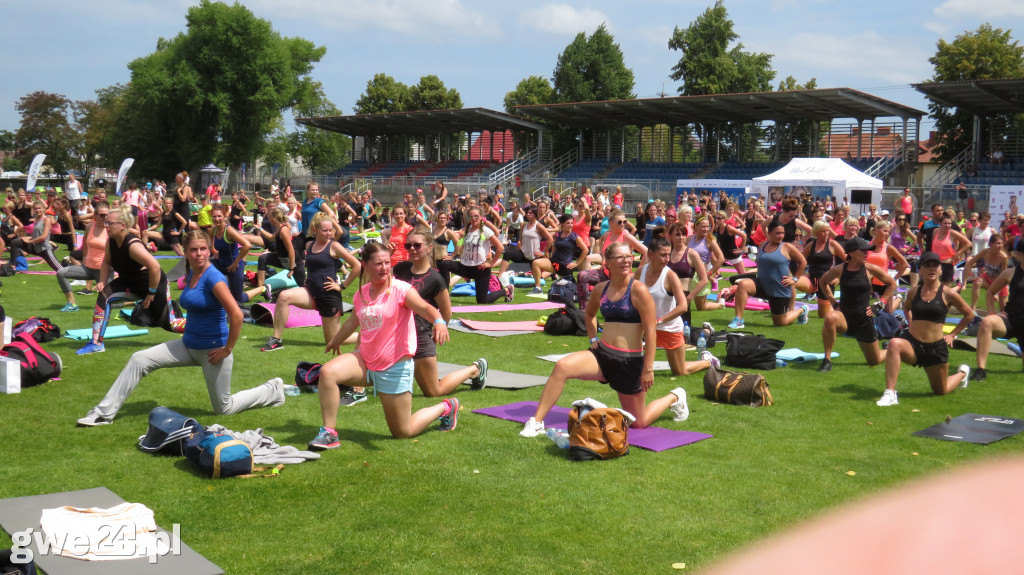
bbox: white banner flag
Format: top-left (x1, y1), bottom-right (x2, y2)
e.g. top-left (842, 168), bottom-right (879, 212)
top-left (115, 158), bottom-right (135, 196)
top-left (25, 154), bottom-right (46, 192)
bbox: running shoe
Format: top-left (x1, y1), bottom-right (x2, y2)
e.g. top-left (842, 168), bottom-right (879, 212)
top-left (438, 398), bottom-right (460, 431)
top-left (263, 284), bottom-right (273, 302)
top-left (957, 365), bottom-right (970, 388)
top-left (817, 359), bottom-right (832, 373)
top-left (261, 337), bottom-right (283, 352)
top-left (669, 387), bottom-right (690, 422)
top-left (60, 303), bottom-right (79, 312)
top-left (969, 367), bottom-right (987, 382)
top-left (876, 389), bottom-right (898, 407)
top-left (520, 417), bottom-right (545, 438)
top-left (76, 341), bottom-right (105, 355)
top-left (470, 358), bottom-right (488, 390)
top-left (699, 350), bottom-right (720, 369)
top-left (529, 287), bottom-right (543, 295)
top-left (76, 409), bottom-right (112, 427)
top-left (339, 388), bottom-right (367, 407)
top-left (797, 304), bottom-right (809, 325)
top-left (728, 317), bottom-right (745, 329)
top-left (76, 289), bottom-right (95, 295)
top-left (308, 427), bottom-right (340, 450)
top-left (504, 283), bottom-right (514, 302)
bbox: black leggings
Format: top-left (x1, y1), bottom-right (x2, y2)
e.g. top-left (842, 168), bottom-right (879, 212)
top-left (437, 260), bottom-right (504, 304)
top-left (10, 239), bottom-right (64, 271)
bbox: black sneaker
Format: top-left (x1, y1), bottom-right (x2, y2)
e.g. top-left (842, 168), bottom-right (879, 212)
top-left (470, 358), bottom-right (488, 390)
top-left (340, 388), bottom-right (367, 407)
top-left (969, 367), bottom-right (987, 382)
top-left (261, 337), bottom-right (283, 352)
top-left (817, 359), bottom-right (832, 373)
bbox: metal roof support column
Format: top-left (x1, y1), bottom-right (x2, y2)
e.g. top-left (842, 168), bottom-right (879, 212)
top-left (870, 118), bottom-right (876, 159)
top-left (856, 120), bottom-right (863, 160)
top-left (973, 115), bottom-right (983, 165)
top-left (669, 126), bottom-right (674, 163)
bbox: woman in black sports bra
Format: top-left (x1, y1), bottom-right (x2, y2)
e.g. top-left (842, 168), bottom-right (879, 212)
top-left (876, 251), bottom-right (974, 406)
top-left (796, 220), bottom-right (847, 318)
top-left (519, 241), bottom-right (691, 438)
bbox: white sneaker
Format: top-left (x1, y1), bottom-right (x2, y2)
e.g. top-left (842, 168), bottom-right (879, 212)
top-left (876, 389), bottom-right (899, 407)
top-left (700, 350), bottom-right (721, 369)
top-left (670, 387), bottom-right (690, 422)
top-left (498, 271), bottom-right (512, 288)
top-left (520, 417), bottom-right (545, 438)
top-left (958, 364), bottom-right (970, 389)
top-left (77, 409), bottom-right (112, 427)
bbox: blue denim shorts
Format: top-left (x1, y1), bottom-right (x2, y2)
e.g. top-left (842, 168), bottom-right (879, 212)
top-left (368, 358), bottom-right (414, 395)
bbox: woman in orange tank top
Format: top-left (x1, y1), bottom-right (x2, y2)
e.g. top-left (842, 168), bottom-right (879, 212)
top-left (867, 221), bottom-right (909, 312)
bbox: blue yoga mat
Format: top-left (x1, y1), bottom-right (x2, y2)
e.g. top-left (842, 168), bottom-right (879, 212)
top-left (776, 348), bottom-right (839, 363)
top-left (66, 325), bottom-right (149, 340)
top-left (265, 269), bottom-right (299, 291)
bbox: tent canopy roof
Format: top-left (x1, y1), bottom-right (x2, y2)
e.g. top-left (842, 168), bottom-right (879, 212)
top-left (751, 158), bottom-right (882, 191)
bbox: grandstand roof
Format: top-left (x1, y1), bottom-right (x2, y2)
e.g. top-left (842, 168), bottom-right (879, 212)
top-left (913, 79), bottom-right (1024, 116)
top-left (514, 88), bottom-right (924, 129)
top-left (295, 107), bottom-right (546, 136)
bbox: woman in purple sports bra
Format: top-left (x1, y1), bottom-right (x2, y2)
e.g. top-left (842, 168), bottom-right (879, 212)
top-left (520, 241), bottom-right (692, 438)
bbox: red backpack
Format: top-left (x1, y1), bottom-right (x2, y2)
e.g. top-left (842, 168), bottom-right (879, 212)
top-left (1, 333), bottom-right (63, 387)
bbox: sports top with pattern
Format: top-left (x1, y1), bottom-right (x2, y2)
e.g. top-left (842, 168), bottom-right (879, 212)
top-left (600, 278), bottom-right (641, 324)
top-left (910, 285), bottom-right (948, 324)
top-left (354, 279), bottom-right (416, 372)
top-left (551, 231), bottom-right (579, 265)
top-left (460, 226), bottom-right (494, 267)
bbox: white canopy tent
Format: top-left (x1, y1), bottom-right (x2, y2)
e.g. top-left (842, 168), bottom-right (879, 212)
top-left (750, 158), bottom-right (883, 209)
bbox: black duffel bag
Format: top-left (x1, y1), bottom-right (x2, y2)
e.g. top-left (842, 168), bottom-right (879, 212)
top-left (724, 333), bottom-right (784, 370)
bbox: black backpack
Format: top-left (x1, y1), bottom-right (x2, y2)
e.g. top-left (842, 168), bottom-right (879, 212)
top-left (724, 333), bottom-right (784, 370)
top-left (0, 333), bottom-right (63, 387)
top-left (543, 301), bottom-right (588, 336)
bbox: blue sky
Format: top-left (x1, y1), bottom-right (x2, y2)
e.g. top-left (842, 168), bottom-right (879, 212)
top-left (3, 0), bottom-right (1024, 138)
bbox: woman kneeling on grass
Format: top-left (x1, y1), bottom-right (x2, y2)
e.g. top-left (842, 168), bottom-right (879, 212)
top-left (77, 231), bottom-right (285, 426)
top-left (876, 251), bottom-right (974, 406)
top-left (520, 242), bottom-right (689, 438)
top-left (969, 238), bottom-right (1024, 381)
top-left (309, 242), bottom-right (458, 450)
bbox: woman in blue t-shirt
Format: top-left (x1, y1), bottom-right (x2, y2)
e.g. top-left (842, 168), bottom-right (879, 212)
top-left (77, 231), bottom-right (286, 426)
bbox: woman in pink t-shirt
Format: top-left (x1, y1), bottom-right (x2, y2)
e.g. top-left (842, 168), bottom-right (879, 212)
top-left (308, 242), bottom-right (457, 450)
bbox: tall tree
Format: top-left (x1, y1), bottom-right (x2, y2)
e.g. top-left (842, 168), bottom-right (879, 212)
top-left (108, 0), bottom-right (325, 176)
top-left (75, 83), bottom-right (128, 178)
top-left (290, 82), bottom-right (351, 173)
top-left (552, 24), bottom-right (635, 103)
top-left (407, 75), bottom-right (462, 111)
top-left (668, 1), bottom-right (774, 95)
top-left (504, 76), bottom-right (554, 114)
top-left (354, 74), bottom-right (411, 115)
top-left (927, 24), bottom-right (1024, 163)
top-left (15, 91), bottom-right (81, 177)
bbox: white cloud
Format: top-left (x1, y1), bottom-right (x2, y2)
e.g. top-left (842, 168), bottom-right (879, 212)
top-left (772, 31), bottom-right (932, 85)
top-left (519, 4), bottom-right (610, 36)
top-left (246, 0), bottom-right (492, 36)
top-left (933, 0), bottom-right (1024, 20)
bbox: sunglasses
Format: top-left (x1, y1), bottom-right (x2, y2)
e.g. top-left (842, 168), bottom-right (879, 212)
top-left (403, 242), bottom-right (426, 250)
top-left (614, 219), bottom-right (627, 225)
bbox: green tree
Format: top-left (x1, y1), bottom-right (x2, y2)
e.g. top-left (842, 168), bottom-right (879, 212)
top-left (15, 91), bottom-right (81, 177)
top-left (289, 82), bottom-right (351, 173)
top-left (0, 129), bottom-right (16, 150)
top-left (2, 156), bottom-right (24, 172)
top-left (504, 75), bottom-right (554, 114)
top-left (552, 24), bottom-right (635, 103)
top-left (74, 84), bottom-right (128, 181)
top-left (108, 0), bottom-right (325, 176)
top-left (668, 0), bottom-right (775, 96)
top-left (407, 75), bottom-right (462, 111)
top-left (927, 24), bottom-right (1024, 163)
top-left (354, 74), bottom-right (411, 115)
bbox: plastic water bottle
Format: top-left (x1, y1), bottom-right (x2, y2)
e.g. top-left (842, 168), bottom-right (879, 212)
top-left (1008, 342), bottom-right (1022, 357)
top-left (696, 333), bottom-right (706, 356)
top-left (683, 322), bottom-right (690, 339)
top-left (775, 359), bottom-right (788, 368)
top-left (283, 384), bottom-right (301, 396)
top-left (545, 428), bottom-right (570, 449)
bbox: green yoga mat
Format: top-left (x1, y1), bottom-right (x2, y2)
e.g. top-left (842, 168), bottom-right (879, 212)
top-left (65, 325), bottom-right (149, 340)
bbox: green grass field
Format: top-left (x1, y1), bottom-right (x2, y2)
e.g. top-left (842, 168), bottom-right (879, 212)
top-left (1, 254), bottom-right (1023, 574)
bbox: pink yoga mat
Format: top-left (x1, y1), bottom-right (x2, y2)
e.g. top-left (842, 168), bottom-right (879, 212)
top-left (251, 303), bottom-right (324, 328)
top-left (458, 318), bottom-right (544, 332)
top-left (473, 401), bottom-right (713, 452)
top-left (450, 302), bottom-right (564, 313)
top-left (723, 298), bottom-right (770, 310)
top-left (18, 270), bottom-right (56, 275)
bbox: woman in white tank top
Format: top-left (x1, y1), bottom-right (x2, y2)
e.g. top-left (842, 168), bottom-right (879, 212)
top-left (637, 237), bottom-right (718, 376)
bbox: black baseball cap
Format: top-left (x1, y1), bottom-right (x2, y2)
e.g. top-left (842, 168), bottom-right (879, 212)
top-left (844, 236), bottom-right (876, 253)
top-left (919, 251), bottom-right (941, 266)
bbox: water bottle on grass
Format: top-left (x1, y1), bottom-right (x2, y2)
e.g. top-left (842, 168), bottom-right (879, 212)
top-left (696, 333), bottom-right (706, 356)
top-left (546, 428), bottom-right (570, 449)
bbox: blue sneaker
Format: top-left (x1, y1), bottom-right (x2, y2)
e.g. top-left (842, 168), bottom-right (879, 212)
top-left (60, 303), bottom-right (79, 312)
top-left (797, 304), bottom-right (809, 325)
top-left (439, 398), bottom-right (460, 431)
top-left (728, 317), bottom-right (745, 329)
top-left (76, 341), bottom-right (105, 355)
top-left (308, 426), bottom-right (340, 450)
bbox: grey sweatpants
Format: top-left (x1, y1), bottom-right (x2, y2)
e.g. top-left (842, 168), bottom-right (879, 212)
top-left (56, 265), bottom-right (101, 294)
top-left (92, 338), bottom-right (282, 419)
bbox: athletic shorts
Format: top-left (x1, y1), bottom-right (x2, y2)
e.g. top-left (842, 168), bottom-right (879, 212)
top-left (414, 327), bottom-right (436, 360)
top-left (552, 262), bottom-right (574, 278)
top-left (841, 309), bottom-right (879, 343)
top-left (940, 262), bottom-right (955, 284)
top-left (752, 279), bottom-right (793, 315)
top-left (899, 332), bottom-right (948, 368)
top-left (724, 255), bottom-right (743, 266)
top-left (999, 315), bottom-right (1024, 344)
top-left (368, 358), bottom-right (415, 395)
top-left (981, 274), bottom-right (1010, 297)
top-left (502, 247), bottom-right (533, 264)
top-left (696, 281), bottom-right (712, 298)
top-left (162, 231), bottom-right (181, 246)
top-left (305, 287), bottom-right (344, 318)
top-left (656, 330), bottom-right (684, 350)
top-left (808, 274), bottom-right (830, 300)
top-left (588, 340), bottom-right (643, 395)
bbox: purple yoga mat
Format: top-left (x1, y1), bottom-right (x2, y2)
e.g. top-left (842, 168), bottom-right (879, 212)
top-left (473, 401), bottom-right (713, 452)
top-left (450, 301), bottom-right (565, 313)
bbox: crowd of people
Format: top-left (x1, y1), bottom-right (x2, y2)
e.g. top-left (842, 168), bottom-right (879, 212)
top-left (2, 175), bottom-right (1022, 446)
